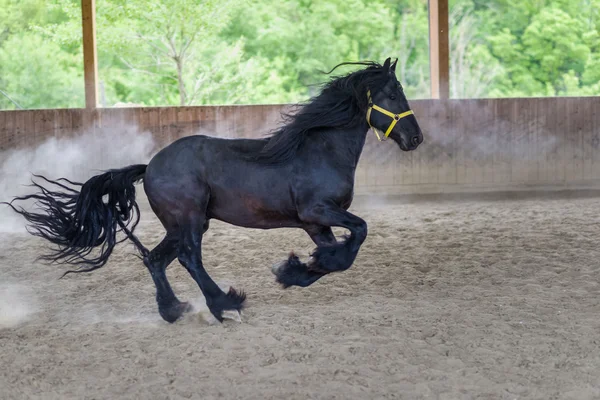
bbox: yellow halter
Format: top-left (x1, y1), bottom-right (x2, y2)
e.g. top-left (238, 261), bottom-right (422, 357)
top-left (366, 90), bottom-right (414, 141)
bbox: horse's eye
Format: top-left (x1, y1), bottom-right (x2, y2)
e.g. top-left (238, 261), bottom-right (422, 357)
top-left (389, 94), bottom-right (396, 100)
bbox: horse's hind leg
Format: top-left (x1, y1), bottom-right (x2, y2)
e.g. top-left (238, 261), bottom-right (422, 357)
top-left (178, 209), bottom-right (246, 322)
top-left (143, 233), bottom-right (191, 323)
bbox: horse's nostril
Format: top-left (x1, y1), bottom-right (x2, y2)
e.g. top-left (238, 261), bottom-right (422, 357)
top-left (411, 136), bottom-right (420, 146)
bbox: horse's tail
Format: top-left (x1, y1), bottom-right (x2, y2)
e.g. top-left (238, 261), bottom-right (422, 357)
top-left (3, 164), bottom-right (148, 276)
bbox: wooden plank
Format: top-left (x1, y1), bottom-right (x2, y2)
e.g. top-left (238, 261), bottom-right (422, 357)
top-left (14, 112), bottom-right (25, 149)
top-left (255, 105), bottom-right (275, 137)
top-left (23, 111), bottom-right (36, 148)
top-left (493, 99), bottom-right (511, 184)
top-left (360, 134), bottom-right (376, 191)
top-left (544, 98), bottom-right (558, 183)
top-left (474, 99), bottom-right (487, 184)
top-left (0, 111), bottom-right (6, 151)
top-left (529, 97), bottom-right (540, 183)
top-left (428, 100), bottom-right (449, 185)
top-left (489, 101), bottom-right (499, 183)
top-left (69, 109), bottom-right (82, 138)
top-left (468, 100), bottom-right (486, 184)
top-left (46, 109), bottom-right (58, 141)
top-left (568, 98), bottom-right (584, 182)
top-left (507, 99), bottom-right (518, 183)
top-left (383, 140), bottom-right (398, 188)
top-left (54, 109), bottom-right (70, 140)
top-left (556, 98), bottom-right (568, 183)
top-left (418, 101), bottom-right (443, 185)
top-left (0, 111), bottom-right (15, 151)
top-left (481, 99), bottom-right (496, 184)
top-left (63, 108), bottom-right (75, 139)
top-left (541, 98), bottom-right (552, 182)
top-left (158, 107), bottom-right (173, 147)
top-left (547, 98), bottom-right (560, 183)
top-left (133, 108), bottom-right (146, 139)
top-left (562, 98), bottom-right (573, 182)
top-left (536, 99), bottom-right (547, 182)
top-left (81, 109), bottom-right (96, 134)
top-left (183, 107), bottom-right (197, 139)
top-left (514, 98), bottom-right (530, 183)
top-left (146, 107), bottom-right (160, 141)
top-left (455, 100), bottom-right (468, 184)
top-left (97, 108), bottom-right (112, 130)
top-left (98, 108), bottom-right (122, 146)
top-left (551, 97), bottom-right (564, 184)
top-left (428, 0), bottom-right (449, 99)
top-left (395, 131), bottom-right (413, 187)
top-left (587, 98), bottom-right (600, 179)
top-left (427, 103), bottom-right (444, 185)
top-left (577, 98), bottom-right (586, 182)
top-left (81, 0), bottom-right (98, 109)
top-left (215, 106), bottom-right (232, 138)
top-left (461, 100), bottom-right (473, 184)
top-left (580, 98), bottom-right (592, 181)
top-left (412, 101), bottom-right (433, 185)
top-left (445, 100), bottom-right (457, 184)
top-left (193, 106), bottom-right (212, 139)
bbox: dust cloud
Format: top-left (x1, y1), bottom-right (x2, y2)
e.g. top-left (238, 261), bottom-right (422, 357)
top-left (0, 126), bottom-right (156, 233)
top-left (423, 102), bottom-right (559, 159)
top-left (0, 283), bottom-right (37, 329)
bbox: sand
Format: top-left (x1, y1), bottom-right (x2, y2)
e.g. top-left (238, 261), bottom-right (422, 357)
top-left (1, 193), bottom-right (600, 399)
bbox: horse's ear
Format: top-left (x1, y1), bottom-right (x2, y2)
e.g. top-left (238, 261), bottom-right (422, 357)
top-left (391, 58), bottom-right (398, 73)
top-left (383, 57), bottom-right (391, 72)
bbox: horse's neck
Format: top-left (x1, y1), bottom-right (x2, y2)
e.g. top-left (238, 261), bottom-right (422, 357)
top-left (316, 122), bottom-right (369, 168)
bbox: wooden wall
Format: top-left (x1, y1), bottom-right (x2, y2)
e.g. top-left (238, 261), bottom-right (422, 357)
top-left (2, 97), bottom-right (600, 195)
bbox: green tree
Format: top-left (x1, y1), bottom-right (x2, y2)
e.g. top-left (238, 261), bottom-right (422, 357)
top-left (0, 0), bottom-right (84, 109)
top-left (222, 0), bottom-right (430, 100)
top-left (451, 0), bottom-right (600, 97)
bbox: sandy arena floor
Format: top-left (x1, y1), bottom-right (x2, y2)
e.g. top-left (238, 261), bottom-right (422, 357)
top-left (1, 193), bottom-right (600, 399)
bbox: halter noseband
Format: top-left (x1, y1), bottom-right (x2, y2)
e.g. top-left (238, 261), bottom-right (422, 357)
top-left (366, 90), bottom-right (414, 141)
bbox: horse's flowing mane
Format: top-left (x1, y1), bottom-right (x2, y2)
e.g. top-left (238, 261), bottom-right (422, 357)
top-left (247, 61), bottom-right (390, 164)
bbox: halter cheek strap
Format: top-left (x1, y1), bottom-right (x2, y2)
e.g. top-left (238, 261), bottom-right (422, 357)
top-left (366, 90), bottom-right (414, 141)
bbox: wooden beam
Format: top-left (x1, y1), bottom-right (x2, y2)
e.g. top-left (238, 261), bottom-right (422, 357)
top-left (81, 0), bottom-right (98, 109)
top-left (428, 0), bottom-right (449, 99)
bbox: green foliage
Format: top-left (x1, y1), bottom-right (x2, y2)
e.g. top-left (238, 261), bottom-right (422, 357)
top-left (458, 0), bottom-right (600, 97)
top-left (0, 20), bottom-right (84, 109)
top-left (0, 0), bottom-right (598, 109)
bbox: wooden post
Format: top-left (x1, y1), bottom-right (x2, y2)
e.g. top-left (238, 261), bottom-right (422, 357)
top-left (428, 0), bottom-right (450, 99)
top-left (81, 0), bottom-right (98, 109)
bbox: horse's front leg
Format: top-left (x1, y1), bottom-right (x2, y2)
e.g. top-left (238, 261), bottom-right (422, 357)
top-left (305, 225), bottom-right (338, 246)
top-left (272, 205), bottom-right (367, 288)
top-left (270, 225), bottom-right (336, 288)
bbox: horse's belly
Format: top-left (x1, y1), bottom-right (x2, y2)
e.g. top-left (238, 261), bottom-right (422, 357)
top-left (207, 192), bottom-right (301, 229)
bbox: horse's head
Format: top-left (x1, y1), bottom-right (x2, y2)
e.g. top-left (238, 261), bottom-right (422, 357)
top-left (366, 57), bottom-right (423, 151)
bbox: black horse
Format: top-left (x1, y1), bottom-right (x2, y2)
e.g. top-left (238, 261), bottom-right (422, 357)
top-left (5, 57), bottom-right (423, 323)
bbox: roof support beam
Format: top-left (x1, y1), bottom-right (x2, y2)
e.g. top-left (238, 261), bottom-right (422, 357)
top-left (82, 0), bottom-right (99, 109)
top-left (428, 0), bottom-right (450, 99)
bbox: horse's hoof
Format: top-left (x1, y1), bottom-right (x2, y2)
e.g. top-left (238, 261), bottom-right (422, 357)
top-left (180, 301), bottom-right (193, 314)
top-left (221, 309), bottom-right (242, 323)
top-left (207, 287), bottom-right (247, 323)
top-left (159, 301), bottom-right (193, 323)
top-left (271, 260), bottom-right (287, 275)
top-left (272, 252), bottom-right (296, 276)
